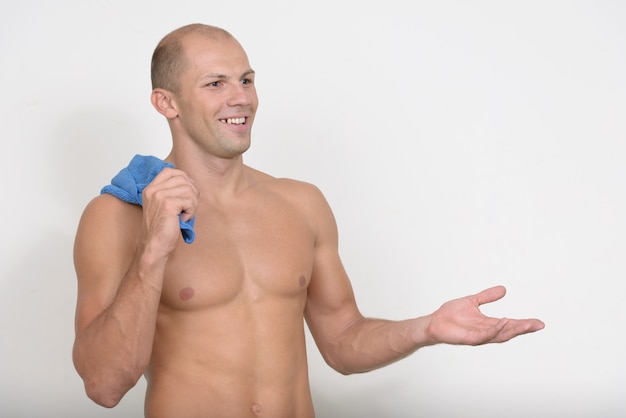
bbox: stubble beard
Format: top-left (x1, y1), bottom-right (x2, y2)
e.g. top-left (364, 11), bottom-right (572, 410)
top-left (213, 129), bottom-right (252, 159)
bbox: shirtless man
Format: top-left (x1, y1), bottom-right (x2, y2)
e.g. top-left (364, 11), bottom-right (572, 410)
top-left (72, 24), bottom-right (544, 418)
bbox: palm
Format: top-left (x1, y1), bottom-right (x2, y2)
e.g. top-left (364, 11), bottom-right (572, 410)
top-left (427, 286), bottom-right (544, 345)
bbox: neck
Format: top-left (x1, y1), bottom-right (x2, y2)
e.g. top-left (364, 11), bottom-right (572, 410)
top-left (165, 148), bottom-right (250, 202)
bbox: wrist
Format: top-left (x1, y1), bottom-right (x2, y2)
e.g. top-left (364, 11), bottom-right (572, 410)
top-left (411, 315), bottom-right (437, 348)
top-left (134, 240), bottom-right (170, 290)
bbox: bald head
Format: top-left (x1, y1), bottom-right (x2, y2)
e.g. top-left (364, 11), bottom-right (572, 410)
top-left (151, 24), bottom-right (236, 94)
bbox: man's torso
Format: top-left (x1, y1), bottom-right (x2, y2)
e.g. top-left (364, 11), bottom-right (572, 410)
top-left (140, 172), bottom-right (319, 417)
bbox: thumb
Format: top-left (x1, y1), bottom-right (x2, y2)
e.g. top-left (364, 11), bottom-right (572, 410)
top-left (475, 286), bottom-right (507, 306)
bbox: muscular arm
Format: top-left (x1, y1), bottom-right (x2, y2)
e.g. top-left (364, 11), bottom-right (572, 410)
top-left (304, 188), bottom-right (544, 375)
top-left (72, 169), bottom-right (196, 407)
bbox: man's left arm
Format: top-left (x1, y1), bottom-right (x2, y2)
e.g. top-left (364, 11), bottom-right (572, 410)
top-left (303, 187), bottom-right (544, 375)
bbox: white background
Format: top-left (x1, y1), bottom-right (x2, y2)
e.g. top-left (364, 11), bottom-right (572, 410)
top-left (1, 1), bottom-right (625, 417)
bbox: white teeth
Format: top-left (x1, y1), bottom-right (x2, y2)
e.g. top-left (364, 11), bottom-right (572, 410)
top-left (222, 117), bottom-right (245, 125)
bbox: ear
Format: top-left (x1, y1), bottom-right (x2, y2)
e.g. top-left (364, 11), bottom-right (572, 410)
top-left (151, 88), bottom-right (179, 119)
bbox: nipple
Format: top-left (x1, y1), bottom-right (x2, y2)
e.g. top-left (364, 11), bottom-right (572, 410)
top-left (179, 287), bottom-right (195, 301)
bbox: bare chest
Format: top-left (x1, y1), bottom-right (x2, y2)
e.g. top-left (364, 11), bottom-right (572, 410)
top-left (160, 200), bottom-right (315, 310)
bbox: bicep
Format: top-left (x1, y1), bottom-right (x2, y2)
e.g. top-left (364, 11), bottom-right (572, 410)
top-left (73, 195), bottom-right (138, 336)
top-left (303, 189), bottom-right (362, 349)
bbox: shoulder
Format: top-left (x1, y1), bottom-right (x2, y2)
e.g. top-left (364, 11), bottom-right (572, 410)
top-left (246, 166), bottom-right (336, 227)
top-left (246, 165), bottom-right (322, 195)
top-left (258, 172), bottom-right (339, 241)
top-left (75, 194), bottom-right (142, 261)
top-left (78, 193), bottom-right (142, 230)
top-left (250, 168), bottom-right (329, 209)
top-left (275, 177), bottom-right (325, 200)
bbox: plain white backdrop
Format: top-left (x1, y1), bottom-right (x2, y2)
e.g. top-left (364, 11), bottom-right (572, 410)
top-left (1, 1), bottom-right (625, 417)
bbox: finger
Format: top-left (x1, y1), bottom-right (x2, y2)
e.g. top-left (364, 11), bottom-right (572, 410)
top-left (174, 186), bottom-right (199, 219)
top-left (457, 317), bottom-right (507, 346)
top-left (492, 318), bottom-right (545, 343)
top-left (145, 169), bottom-right (197, 201)
top-left (179, 196), bottom-right (198, 222)
top-left (151, 167), bottom-right (193, 186)
top-left (143, 178), bottom-right (199, 222)
top-left (475, 285), bottom-right (507, 306)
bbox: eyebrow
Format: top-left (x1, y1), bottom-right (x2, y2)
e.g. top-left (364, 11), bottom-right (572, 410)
top-left (201, 69), bottom-right (255, 80)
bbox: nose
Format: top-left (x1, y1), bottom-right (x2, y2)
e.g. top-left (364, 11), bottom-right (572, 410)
top-left (227, 81), bottom-right (252, 107)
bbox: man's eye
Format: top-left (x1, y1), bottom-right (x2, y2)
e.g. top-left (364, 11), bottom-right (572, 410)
top-left (241, 78), bottom-right (253, 85)
top-left (206, 81), bottom-right (221, 87)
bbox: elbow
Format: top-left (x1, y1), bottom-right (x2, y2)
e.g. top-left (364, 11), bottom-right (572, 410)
top-left (333, 366), bottom-right (357, 376)
top-left (321, 348), bottom-right (362, 376)
top-left (75, 360), bottom-right (141, 408)
top-left (83, 377), bottom-right (124, 408)
top-left (320, 340), bottom-right (391, 376)
top-left (317, 333), bottom-right (369, 375)
top-left (87, 388), bottom-right (122, 409)
top-left (82, 372), bottom-right (139, 408)
top-left (327, 359), bottom-right (361, 376)
top-left (326, 355), bottom-right (387, 376)
top-left (73, 347), bottom-right (144, 408)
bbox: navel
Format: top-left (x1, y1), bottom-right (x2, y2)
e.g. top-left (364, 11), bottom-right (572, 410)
top-left (179, 286), bottom-right (195, 301)
top-left (298, 275), bottom-right (307, 287)
top-left (251, 403), bottom-right (263, 414)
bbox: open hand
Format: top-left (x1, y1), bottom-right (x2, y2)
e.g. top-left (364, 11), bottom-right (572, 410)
top-left (425, 286), bottom-right (545, 346)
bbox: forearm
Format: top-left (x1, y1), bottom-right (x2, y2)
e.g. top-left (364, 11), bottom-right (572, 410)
top-left (323, 315), bottom-right (433, 375)
top-left (73, 252), bottom-right (166, 407)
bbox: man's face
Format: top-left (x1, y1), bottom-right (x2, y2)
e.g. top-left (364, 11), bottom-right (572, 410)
top-left (171, 34), bottom-right (258, 159)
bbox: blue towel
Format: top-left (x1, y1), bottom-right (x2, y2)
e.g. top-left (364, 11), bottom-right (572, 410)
top-left (101, 154), bottom-right (195, 244)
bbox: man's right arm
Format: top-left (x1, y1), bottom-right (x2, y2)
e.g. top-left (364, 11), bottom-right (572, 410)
top-left (72, 168), bottom-right (197, 408)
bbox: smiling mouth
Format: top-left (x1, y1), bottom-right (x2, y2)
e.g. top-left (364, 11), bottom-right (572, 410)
top-left (219, 117), bottom-right (246, 125)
